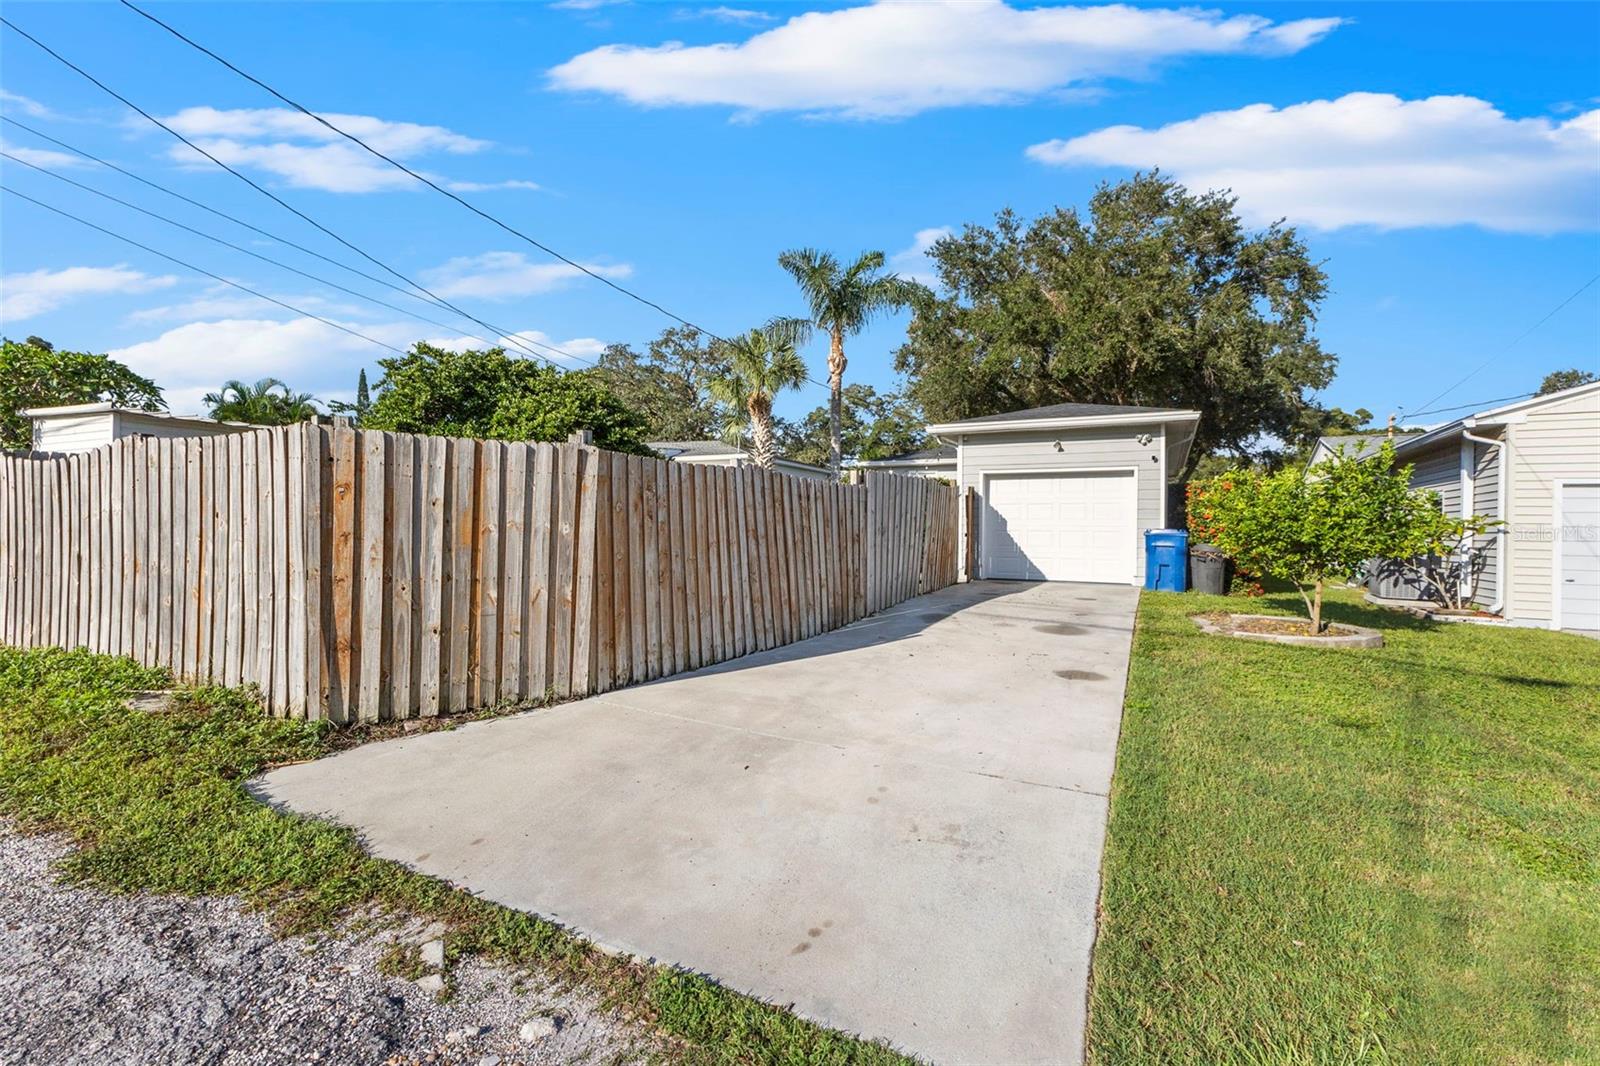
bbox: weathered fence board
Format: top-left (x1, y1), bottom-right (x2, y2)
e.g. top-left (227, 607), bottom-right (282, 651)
top-left (2, 425), bottom-right (958, 720)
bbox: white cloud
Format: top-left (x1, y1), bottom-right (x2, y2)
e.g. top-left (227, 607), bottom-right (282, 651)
top-left (548, 0), bottom-right (1341, 119)
top-left (421, 251), bottom-right (632, 300)
top-left (1026, 92), bottom-right (1600, 233)
top-left (443, 178), bottom-right (543, 193)
top-left (889, 226), bottom-right (954, 286)
top-left (1, 265), bottom-right (178, 321)
top-left (107, 316), bottom-right (422, 415)
top-left (153, 106), bottom-right (533, 194)
top-left (0, 90), bottom-right (55, 119)
top-left (0, 139), bottom-right (90, 170)
top-left (500, 330), bottom-right (607, 365)
top-left (160, 106), bottom-right (488, 155)
top-left (676, 6), bottom-right (776, 25)
top-left (124, 283), bottom-right (369, 325)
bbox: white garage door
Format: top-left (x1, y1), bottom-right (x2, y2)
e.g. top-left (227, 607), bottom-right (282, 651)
top-left (982, 471), bottom-right (1137, 583)
top-left (1559, 483), bottom-right (1600, 631)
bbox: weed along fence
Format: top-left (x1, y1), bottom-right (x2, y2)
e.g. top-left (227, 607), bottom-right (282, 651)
top-left (0, 424), bottom-right (960, 722)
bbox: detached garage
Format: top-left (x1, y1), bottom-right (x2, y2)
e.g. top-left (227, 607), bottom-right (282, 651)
top-left (925, 403), bottom-right (1200, 586)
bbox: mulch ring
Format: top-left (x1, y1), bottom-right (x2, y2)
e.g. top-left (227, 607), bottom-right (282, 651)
top-left (1191, 612), bottom-right (1384, 648)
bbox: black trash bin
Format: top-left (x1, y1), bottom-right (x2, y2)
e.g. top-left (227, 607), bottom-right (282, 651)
top-left (1190, 543), bottom-right (1228, 595)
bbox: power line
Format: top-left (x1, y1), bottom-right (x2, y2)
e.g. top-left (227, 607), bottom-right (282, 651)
top-left (116, 0), bottom-right (728, 343)
top-left (1, 115), bottom-right (561, 354)
top-left (1402, 273), bottom-right (1600, 419)
top-left (3, 184), bottom-right (412, 356)
top-left (1405, 390), bottom-right (1536, 421)
top-left (0, 15), bottom-right (568, 367)
top-left (0, 147), bottom-right (571, 359)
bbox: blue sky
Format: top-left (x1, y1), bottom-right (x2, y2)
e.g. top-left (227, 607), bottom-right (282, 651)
top-left (1, 0), bottom-right (1597, 430)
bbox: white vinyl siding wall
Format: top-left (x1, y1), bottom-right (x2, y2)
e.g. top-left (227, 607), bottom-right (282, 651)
top-left (958, 424), bottom-right (1166, 583)
top-left (1505, 388), bottom-right (1600, 625)
top-left (32, 412), bottom-right (116, 453)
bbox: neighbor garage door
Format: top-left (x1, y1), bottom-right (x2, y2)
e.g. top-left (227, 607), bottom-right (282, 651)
top-left (981, 470), bottom-right (1137, 583)
top-left (1558, 482), bottom-right (1600, 631)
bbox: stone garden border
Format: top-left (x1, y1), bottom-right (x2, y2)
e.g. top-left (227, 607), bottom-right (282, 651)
top-left (1191, 613), bottom-right (1384, 649)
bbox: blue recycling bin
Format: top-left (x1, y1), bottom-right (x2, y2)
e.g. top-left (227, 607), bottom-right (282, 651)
top-left (1144, 529), bottom-right (1189, 592)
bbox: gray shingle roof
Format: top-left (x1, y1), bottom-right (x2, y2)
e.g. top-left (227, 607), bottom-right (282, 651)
top-left (1314, 433), bottom-right (1390, 461)
top-left (942, 401), bottom-right (1187, 425)
top-left (648, 440), bottom-right (743, 458)
top-left (872, 443), bottom-right (956, 462)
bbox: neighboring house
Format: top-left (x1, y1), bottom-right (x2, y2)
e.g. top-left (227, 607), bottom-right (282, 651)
top-left (21, 402), bottom-right (250, 454)
top-left (648, 440), bottom-right (832, 481)
top-left (853, 443), bottom-right (957, 479)
top-left (1331, 381), bottom-right (1599, 632)
top-left (1306, 432), bottom-right (1391, 466)
top-left (925, 402), bottom-right (1200, 585)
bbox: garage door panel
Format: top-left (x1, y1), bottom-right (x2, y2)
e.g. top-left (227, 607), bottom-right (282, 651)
top-left (983, 471), bottom-right (1137, 583)
top-left (1560, 484), bottom-right (1600, 631)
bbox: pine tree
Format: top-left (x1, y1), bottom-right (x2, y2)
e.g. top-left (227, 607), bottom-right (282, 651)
top-left (355, 369), bottom-right (371, 425)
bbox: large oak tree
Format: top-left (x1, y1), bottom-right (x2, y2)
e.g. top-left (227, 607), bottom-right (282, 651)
top-left (895, 173), bottom-right (1338, 478)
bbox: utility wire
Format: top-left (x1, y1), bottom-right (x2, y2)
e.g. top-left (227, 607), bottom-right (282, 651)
top-left (1402, 273), bottom-right (1600, 418)
top-left (0, 15), bottom-right (566, 367)
top-left (1, 114), bottom-right (571, 357)
top-left (3, 184), bottom-right (412, 356)
top-left (1405, 390), bottom-right (1537, 421)
top-left (116, 0), bottom-right (728, 343)
top-left (0, 147), bottom-right (573, 359)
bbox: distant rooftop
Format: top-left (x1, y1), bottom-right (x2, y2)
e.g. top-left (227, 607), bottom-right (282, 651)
top-left (861, 443), bottom-right (956, 464)
top-left (1313, 433), bottom-right (1391, 461)
top-left (649, 439), bottom-right (743, 458)
top-left (647, 439), bottom-right (827, 471)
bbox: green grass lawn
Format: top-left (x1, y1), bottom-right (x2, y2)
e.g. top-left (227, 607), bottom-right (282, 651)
top-left (1089, 586), bottom-right (1600, 1065)
top-left (0, 646), bottom-right (909, 1066)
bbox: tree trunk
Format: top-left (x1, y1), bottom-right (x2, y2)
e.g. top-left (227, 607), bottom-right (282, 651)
top-left (1311, 578), bottom-right (1325, 634)
top-left (827, 325), bottom-right (846, 480)
top-left (748, 395), bottom-right (775, 469)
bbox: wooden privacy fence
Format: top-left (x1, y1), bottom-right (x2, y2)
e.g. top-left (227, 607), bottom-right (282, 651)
top-left (0, 424), bottom-right (960, 722)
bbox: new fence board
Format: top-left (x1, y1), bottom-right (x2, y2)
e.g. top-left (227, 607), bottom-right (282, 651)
top-left (1, 426), bottom-right (957, 721)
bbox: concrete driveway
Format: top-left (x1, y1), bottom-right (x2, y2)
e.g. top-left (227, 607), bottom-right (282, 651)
top-left (257, 580), bottom-right (1139, 1064)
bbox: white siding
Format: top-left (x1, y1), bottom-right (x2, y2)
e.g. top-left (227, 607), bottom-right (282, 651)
top-left (959, 424), bottom-right (1166, 582)
top-left (115, 413), bottom-right (243, 444)
top-left (1505, 388), bottom-right (1600, 626)
top-left (33, 412), bottom-right (116, 453)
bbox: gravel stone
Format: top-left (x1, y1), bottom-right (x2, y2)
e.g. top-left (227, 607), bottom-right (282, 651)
top-left (420, 939), bottom-right (447, 969)
top-left (519, 1018), bottom-right (559, 1043)
top-left (0, 826), bottom-right (648, 1065)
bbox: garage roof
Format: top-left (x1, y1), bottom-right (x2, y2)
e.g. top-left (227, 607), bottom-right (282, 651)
top-left (926, 401), bottom-right (1198, 435)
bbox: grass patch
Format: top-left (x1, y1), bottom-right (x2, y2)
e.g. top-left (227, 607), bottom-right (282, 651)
top-left (0, 645), bottom-right (911, 1066)
top-left (1088, 587), bottom-right (1600, 1064)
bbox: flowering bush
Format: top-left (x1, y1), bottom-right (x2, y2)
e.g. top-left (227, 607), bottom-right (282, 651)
top-left (1187, 442), bottom-right (1464, 632)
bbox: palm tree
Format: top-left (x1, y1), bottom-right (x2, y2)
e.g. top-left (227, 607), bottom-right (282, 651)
top-left (204, 377), bottom-right (319, 425)
top-left (709, 318), bottom-right (811, 469)
top-left (778, 248), bottom-right (926, 477)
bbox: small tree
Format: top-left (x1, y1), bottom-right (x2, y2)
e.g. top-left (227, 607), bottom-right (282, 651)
top-left (360, 342), bottom-right (653, 455)
top-left (1192, 442), bottom-right (1457, 632)
top-left (1, 337), bottom-right (164, 451)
